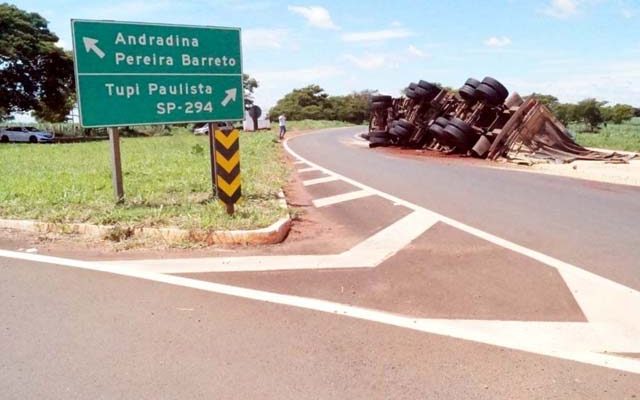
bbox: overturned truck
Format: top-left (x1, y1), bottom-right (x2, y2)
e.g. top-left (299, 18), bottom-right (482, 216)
top-left (366, 77), bottom-right (634, 163)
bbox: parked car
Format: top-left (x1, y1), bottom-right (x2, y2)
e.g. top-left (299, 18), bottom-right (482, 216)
top-left (192, 122), bottom-right (235, 135)
top-left (0, 126), bottom-right (54, 143)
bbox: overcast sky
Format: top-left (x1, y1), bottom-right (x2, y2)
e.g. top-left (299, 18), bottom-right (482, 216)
top-left (11, 0), bottom-right (640, 113)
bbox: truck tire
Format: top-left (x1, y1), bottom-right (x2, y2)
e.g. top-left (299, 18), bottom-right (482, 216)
top-left (390, 125), bottom-right (410, 138)
top-left (434, 117), bottom-right (449, 127)
top-left (448, 117), bottom-right (474, 135)
top-left (371, 95), bottom-right (392, 103)
top-left (481, 77), bottom-right (508, 100)
top-left (370, 130), bottom-right (390, 140)
top-left (458, 85), bottom-right (477, 102)
top-left (464, 78), bottom-right (481, 88)
top-left (444, 123), bottom-right (476, 150)
top-left (475, 83), bottom-right (504, 106)
top-left (396, 119), bottom-right (415, 132)
top-left (371, 101), bottom-right (390, 111)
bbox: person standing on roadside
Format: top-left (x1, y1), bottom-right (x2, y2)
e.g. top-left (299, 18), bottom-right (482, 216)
top-left (278, 114), bottom-right (287, 140)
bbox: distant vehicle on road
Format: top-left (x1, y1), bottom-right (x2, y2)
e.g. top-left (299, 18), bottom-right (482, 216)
top-left (0, 126), bottom-right (54, 143)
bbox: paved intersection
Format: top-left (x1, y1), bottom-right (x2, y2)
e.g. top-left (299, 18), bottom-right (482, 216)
top-left (1, 127), bottom-right (639, 398)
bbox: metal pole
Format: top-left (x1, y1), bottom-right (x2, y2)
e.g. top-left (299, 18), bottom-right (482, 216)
top-left (107, 127), bottom-right (124, 203)
top-left (226, 203), bottom-right (234, 215)
top-left (208, 122), bottom-right (218, 197)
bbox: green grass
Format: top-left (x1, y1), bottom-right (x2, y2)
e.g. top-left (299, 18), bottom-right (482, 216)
top-left (0, 128), bottom-right (288, 231)
top-left (573, 117), bottom-right (640, 152)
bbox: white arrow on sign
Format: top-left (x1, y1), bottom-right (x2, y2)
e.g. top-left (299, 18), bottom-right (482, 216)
top-left (83, 37), bottom-right (105, 59)
top-left (221, 88), bottom-right (237, 107)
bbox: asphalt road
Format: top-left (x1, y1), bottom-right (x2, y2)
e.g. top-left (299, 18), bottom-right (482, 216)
top-left (2, 126), bottom-right (639, 399)
top-left (2, 257), bottom-right (638, 399)
top-left (288, 127), bottom-right (640, 291)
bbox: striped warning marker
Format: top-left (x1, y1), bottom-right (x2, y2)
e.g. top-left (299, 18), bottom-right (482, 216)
top-left (214, 128), bottom-right (241, 209)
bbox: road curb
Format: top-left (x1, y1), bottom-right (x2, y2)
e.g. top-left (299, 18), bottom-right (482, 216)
top-left (0, 191), bottom-right (291, 246)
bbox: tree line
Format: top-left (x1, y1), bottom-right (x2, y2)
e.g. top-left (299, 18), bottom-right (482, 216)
top-left (268, 85), bottom-right (373, 124)
top-left (527, 94), bottom-right (638, 131)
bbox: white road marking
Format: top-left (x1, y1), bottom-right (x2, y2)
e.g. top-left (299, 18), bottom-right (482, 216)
top-left (2, 127), bottom-right (639, 373)
top-left (297, 167), bottom-right (318, 173)
top-left (293, 160), bottom-right (306, 165)
top-left (302, 176), bottom-right (340, 186)
top-left (281, 129), bottom-right (640, 371)
top-left (1, 248), bottom-right (639, 374)
top-left (96, 210), bottom-right (438, 273)
top-left (312, 190), bottom-right (373, 208)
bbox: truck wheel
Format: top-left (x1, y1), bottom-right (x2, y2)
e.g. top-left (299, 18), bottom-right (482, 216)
top-left (396, 119), bottom-right (416, 133)
top-left (434, 117), bottom-right (449, 127)
top-left (371, 101), bottom-right (390, 110)
top-left (0, 135), bottom-right (8, 143)
top-left (417, 81), bottom-right (440, 100)
top-left (371, 95), bottom-right (392, 103)
top-left (390, 125), bottom-right (410, 138)
top-left (475, 83), bottom-right (504, 106)
top-left (458, 85), bottom-right (477, 102)
top-left (448, 117), bottom-right (474, 135)
top-left (481, 77), bottom-right (508, 100)
top-left (464, 78), bottom-right (481, 88)
top-left (443, 125), bottom-right (469, 150)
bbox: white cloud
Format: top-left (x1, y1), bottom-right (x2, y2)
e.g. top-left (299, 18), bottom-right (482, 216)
top-left (255, 65), bottom-right (344, 84)
top-left (542, 0), bottom-right (579, 18)
top-left (621, 8), bottom-right (636, 18)
top-left (80, 0), bottom-right (171, 20)
top-left (341, 28), bottom-right (412, 43)
top-left (287, 5), bottom-right (339, 30)
top-left (251, 65), bottom-right (345, 110)
top-left (243, 29), bottom-right (289, 49)
top-left (344, 53), bottom-right (387, 70)
top-left (507, 61), bottom-right (640, 106)
top-left (407, 45), bottom-right (427, 58)
top-left (484, 36), bottom-right (512, 48)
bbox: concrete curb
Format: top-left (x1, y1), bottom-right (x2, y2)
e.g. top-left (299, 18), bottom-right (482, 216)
top-left (0, 191), bottom-right (291, 246)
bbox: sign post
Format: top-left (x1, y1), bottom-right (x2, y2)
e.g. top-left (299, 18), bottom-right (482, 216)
top-left (107, 127), bottom-right (124, 203)
top-left (71, 20), bottom-right (244, 206)
top-left (207, 122), bottom-right (218, 197)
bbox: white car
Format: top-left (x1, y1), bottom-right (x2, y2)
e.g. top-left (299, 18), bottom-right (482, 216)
top-left (0, 126), bottom-right (54, 143)
top-left (192, 122), bottom-right (235, 135)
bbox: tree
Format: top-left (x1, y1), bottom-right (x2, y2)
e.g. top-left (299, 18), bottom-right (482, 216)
top-left (327, 90), bottom-right (375, 124)
top-left (0, 4), bottom-right (75, 122)
top-left (243, 73), bottom-right (258, 109)
top-left (608, 104), bottom-right (635, 124)
top-left (269, 85), bottom-right (331, 120)
top-left (575, 98), bottom-right (606, 131)
top-left (530, 93), bottom-right (559, 110)
top-left (554, 103), bottom-right (578, 125)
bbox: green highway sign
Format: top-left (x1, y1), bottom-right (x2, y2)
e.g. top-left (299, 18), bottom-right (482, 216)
top-left (71, 20), bottom-right (244, 127)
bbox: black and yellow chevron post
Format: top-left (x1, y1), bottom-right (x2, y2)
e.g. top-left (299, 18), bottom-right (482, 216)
top-left (214, 127), bottom-right (241, 214)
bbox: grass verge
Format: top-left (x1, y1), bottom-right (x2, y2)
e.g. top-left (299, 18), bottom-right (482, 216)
top-left (573, 118), bottom-right (640, 152)
top-left (0, 128), bottom-right (290, 231)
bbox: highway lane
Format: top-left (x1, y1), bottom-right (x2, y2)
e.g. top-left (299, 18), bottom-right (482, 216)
top-left (287, 127), bottom-right (640, 291)
top-left (2, 256), bottom-right (639, 399)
